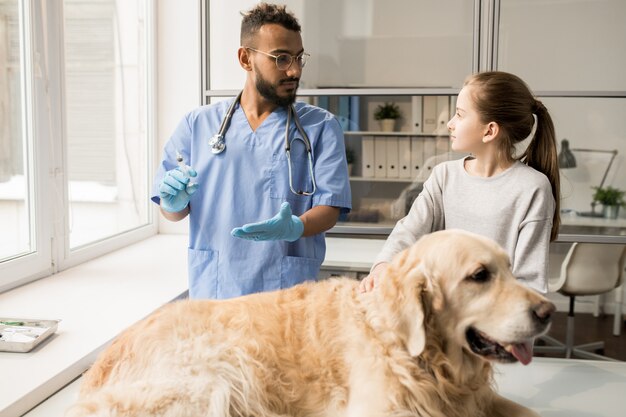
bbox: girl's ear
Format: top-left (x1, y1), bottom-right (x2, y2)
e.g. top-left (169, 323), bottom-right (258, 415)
top-left (482, 121), bottom-right (500, 144)
top-left (238, 47), bottom-right (253, 71)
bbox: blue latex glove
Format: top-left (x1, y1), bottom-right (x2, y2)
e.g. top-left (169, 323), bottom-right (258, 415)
top-left (231, 202), bottom-right (304, 242)
top-left (159, 167), bottom-right (198, 213)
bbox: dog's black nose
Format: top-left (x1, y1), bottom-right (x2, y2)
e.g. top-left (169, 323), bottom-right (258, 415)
top-left (532, 300), bottom-right (556, 325)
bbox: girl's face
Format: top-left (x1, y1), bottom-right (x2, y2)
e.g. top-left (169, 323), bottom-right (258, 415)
top-left (447, 86), bottom-right (488, 154)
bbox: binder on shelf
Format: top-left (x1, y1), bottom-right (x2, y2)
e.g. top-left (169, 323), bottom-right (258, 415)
top-left (337, 96), bottom-right (351, 131)
top-left (411, 96), bottom-right (423, 133)
top-left (349, 96), bottom-right (360, 131)
top-left (386, 137), bottom-right (399, 178)
top-left (410, 137), bottom-right (424, 179)
top-left (398, 136), bottom-right (412, 179)
top-left (435, 95), bottom-right (450, 134)
top-left (422, 96), bottom-right (438, 134)
top-left (362, 135), bottom-right (375, 177)
top-left (423, 136), bottom-right (437, 174)
top-left (374, 137), bottom-right (387, 178)
top-left (318, 96), bottom-right (329, 111)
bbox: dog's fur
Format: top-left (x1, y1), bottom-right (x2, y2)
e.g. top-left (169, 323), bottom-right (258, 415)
top-left (66, 229), bottom-right (554, 417)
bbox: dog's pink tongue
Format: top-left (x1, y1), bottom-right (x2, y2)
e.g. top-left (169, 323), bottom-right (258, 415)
top-left (510, 341), bottom-right (533, 365)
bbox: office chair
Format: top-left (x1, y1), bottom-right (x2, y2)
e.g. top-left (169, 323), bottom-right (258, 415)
top-left (535, 243), bottom-right (626, 361)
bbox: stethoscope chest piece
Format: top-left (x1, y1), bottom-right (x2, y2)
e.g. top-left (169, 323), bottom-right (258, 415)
top-left (208, 134), bottom-right (225, 154)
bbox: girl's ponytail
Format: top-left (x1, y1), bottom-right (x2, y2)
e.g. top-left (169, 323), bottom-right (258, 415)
top-left (519, 100), bottom-right (560, 241)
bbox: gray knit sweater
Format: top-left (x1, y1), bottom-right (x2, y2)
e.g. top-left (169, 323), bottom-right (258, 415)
top-left (375, 157), bottom-right (555, 293)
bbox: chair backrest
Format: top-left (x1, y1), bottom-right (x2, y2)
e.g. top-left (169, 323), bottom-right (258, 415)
top-left (553, 243), bottom-right (626, 296)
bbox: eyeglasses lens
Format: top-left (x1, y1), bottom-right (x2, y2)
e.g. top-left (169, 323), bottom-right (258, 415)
top-left (275, 54), bottom-right (307, 70)
top-left (276, 54), bottom-right (292, 70)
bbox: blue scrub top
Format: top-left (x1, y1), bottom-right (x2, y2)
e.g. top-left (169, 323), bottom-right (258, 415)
top-left (152, 98), bottom-right (352, 299)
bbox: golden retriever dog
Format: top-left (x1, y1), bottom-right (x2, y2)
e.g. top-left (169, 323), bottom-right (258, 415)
top-left (66, 229), bottom-right (554, 417)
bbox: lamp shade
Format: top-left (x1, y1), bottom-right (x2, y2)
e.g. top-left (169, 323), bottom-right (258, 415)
top-left (558, 139), bottom-right (577, 169)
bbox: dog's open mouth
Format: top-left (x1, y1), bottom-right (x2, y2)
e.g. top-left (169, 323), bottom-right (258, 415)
top-left (465, 327), bottom-right (534, 365)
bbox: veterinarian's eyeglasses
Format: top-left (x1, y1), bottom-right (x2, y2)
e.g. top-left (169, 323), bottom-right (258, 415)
top-left (245, 47), bottom-right (309, 70)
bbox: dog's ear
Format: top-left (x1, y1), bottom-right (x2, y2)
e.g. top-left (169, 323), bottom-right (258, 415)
top-left (399, 265), bottom-right (428, 357)
top-left (424, 267), bottom-right (445, 312)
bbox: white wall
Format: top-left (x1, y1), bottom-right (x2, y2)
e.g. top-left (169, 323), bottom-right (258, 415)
top-left (156, 0), bottom-right (201, 234)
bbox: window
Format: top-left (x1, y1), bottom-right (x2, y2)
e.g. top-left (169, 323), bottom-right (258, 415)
top-left (0, 0), bottom-right (156, 293)
top-left (64, 0), bottom-right (152, 248)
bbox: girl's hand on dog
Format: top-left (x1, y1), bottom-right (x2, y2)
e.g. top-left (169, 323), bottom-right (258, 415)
top-left (359, 262), bottom-right (389, 293)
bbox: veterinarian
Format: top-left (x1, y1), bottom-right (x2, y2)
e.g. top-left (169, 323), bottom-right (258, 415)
top-left (152, 3), bottom-right (351, 299)
top-left (361, 71), bottom-right (560, 294)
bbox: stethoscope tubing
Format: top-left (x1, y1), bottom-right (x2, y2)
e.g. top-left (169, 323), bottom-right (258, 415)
top-left (285, 106), bottom-right (316, 195)
top-left (208, 91), bottom-right (242, 154)
top-left (209, 91), bottom-right (316, 196)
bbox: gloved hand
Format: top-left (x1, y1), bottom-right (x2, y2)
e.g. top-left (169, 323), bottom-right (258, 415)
top-left (231, 202), bottom-right (304, 242)
top-left (159, 167), bottom-right (198, 213)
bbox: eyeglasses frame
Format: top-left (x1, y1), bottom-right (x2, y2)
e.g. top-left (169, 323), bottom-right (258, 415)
top-left (245, 47), bottom-right (310, 71)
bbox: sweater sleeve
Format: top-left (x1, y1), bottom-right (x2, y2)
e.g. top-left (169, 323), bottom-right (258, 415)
top-left (512, 186), bottom-right (555, 293)
top-left (373, 168), bottom-right (446, 267)
top-left (513, 218), bottom-right (551, 293)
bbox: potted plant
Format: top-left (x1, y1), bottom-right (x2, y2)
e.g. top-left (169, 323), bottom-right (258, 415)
top-left (345, 146), bottom-right (355, 176)
top-left (374, 102), bottom-right (401, 132)
top-left (592, 186), bottom-right (625, 219)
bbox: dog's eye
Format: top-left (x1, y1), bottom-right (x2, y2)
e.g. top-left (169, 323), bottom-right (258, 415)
top-left (468, 268), bottom-right (490, 283)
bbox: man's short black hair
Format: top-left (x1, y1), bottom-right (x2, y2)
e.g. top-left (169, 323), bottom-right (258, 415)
top-left (240, 3), bottom-right (301, 46)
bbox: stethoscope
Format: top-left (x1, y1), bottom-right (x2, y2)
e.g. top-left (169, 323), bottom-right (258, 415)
top-left (208, 91), bottom-right (316, 196)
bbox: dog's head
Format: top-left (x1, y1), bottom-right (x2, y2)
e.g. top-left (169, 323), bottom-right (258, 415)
top-left (378, 229), bottom-right (555, 365)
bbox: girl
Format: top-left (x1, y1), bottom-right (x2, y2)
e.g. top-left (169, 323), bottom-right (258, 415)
top-left (361, 71), bottom-right (560, 293)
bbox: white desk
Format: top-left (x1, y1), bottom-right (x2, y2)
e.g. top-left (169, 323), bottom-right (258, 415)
top-left (493, 358), bottom-right (626, 417)
top-left (557, 213), bottom-right (626, 243)
top-left (24, 358), bottom-right (626, 417)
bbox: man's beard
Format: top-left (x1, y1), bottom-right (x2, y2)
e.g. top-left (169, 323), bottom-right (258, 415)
top-left (255, 70), bottom-right (298, 107)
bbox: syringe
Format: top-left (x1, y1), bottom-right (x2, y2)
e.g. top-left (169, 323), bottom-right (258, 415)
top-left (176, 151), bottom-right (190, 177)
top-left (175, 151), bottom-right (196, 187)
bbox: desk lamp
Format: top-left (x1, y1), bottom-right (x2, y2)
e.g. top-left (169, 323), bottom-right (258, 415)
top-left (558, 138), bottom-right (618, 217)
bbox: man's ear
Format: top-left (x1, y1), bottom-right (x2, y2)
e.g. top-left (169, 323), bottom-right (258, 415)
top-left (482, 121), bottom-right (500, 144)
top-left (238, 47), bottom-right (253, 71)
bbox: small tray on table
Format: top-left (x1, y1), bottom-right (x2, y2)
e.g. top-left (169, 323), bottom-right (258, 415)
top-left (0, 317), bottom-right (60, 353)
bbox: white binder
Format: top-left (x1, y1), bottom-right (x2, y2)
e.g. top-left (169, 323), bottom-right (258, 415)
top-left (411, 96), bottom-right (423, 133)
top-left (386, 137), bottom-right (399, 178)
top-left (410, 137), bottom-right (424, 179)
top-left (422, 96), bottom-right (438, 134)
top-left (362, 135), bottom-right (375, 178)
top-left (374, 137), bottom-right (387, 178)
top-left (423, 136), bottom-right (437, 174)
top-left (435, 96), bottom-right (450, 134)
top-left (398, 136), bottom-right (412, 179)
